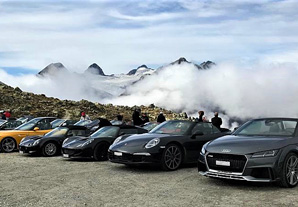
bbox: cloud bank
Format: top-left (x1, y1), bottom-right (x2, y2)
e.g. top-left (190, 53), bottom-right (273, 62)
top-left (2, 60), bottom-right (298, 128)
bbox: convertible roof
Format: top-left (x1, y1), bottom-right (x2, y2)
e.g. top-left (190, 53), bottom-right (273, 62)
top-left (65, 125), bottom-right (87, 130)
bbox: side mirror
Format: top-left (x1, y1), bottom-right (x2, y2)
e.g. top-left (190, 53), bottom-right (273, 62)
top-left (33, 127), bottom-right (40, 131)
top-left (191, 131), bottom-right (204, 139)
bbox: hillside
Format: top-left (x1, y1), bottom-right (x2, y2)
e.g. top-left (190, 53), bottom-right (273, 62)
top-left (0, 82), bottom-right (185, 122)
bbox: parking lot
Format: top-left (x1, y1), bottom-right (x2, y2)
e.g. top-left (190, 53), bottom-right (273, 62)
top-left (1, 153), bottom-right (298, 207)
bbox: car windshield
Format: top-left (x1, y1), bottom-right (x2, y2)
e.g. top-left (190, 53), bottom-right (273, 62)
top-left (150, 121), bottom-right (193, 135)
top-left (15, 118), bottom-right (42, 130)
top-left (74, 120), bottom-right (92, 126)
top-left (44, 127), bottom-right (68, 137)
top-left (51, 119), bottom-right (65, 128)
top-left (143, 122), bottom-right (159, 132)
top-left (90, 126), bottom-right (119, 138)
top-left (17, 117), bottom-right (27, 122)
top-left (234, 119), bottom-right (298, 137)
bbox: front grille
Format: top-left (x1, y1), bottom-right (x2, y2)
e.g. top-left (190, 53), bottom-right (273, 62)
top-left (63, 149), bottom-right (76, 155)
top-left (206, 153), bottom-right (246, 173)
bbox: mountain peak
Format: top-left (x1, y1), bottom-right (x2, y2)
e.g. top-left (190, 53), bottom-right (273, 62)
top-left (127, 65), bottom-right (153, 75)
top-left (137, 65), bottom-right (148, 69)
top-left (199, 61), bottom-right (215, 69)
top-left (38, 62), bottom-right (68, 76)
top-left (85, 63), bottom-right (105, 76)
top-left (171, 57), bottom-right (191, 65)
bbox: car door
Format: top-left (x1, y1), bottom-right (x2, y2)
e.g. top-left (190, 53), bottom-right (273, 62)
top-left (31, 118), bottom-right (55, 136)
top-left (184, 123), bottom-right (220, 162)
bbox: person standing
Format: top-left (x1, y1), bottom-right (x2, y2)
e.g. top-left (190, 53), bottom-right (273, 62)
top-left (132, 109), bottom-right (143, 126)
top-left (0, 112), bottom-right (6, 120)
top-left (197, 111), bottom-right (204, 122)
top-left (4, 110), bottom-right (11, 119)
top-left (211, 112), bottom-right (222, 129)
top-left (80, 112), bottom-right (90, 120)
top-left (141, 113), bottom-right (149, 124)
top-left (157, 112), bottom-right (166, 123)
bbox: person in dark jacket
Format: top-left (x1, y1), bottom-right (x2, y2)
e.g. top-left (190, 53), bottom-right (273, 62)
top-left (157, 112), bottom-right (166, 123)
top-left (196, 111), bottom-right (204, 122)
top-left (211, 112), bottom-right (222, 129)
top-left (141, 113), bottom-right (149, 124)
top-left (132, 109), bottom-right (143, 126)
top-left (0, 112), bottom-right (6, 120)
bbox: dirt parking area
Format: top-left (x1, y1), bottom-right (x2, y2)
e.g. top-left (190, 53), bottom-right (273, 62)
top-left (0, 153), bottom-right (298, 207)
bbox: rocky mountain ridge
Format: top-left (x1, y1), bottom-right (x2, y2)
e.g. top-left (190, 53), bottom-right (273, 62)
top-left (0, 82), bottom-right (186, 122)
top-left (38, 57), bottom-right (215, 77)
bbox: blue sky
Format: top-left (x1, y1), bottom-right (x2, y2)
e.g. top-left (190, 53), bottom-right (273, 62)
top-left (1, 0), bottom-right (298, 75)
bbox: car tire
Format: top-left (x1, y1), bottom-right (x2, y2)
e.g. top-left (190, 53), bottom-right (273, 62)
top-left (42, 142), bottom-right (58, 157)
top-left (161, 143), bottom-right (183, 171)
top-left (93, 142), bottom-right (110, 161)
top-left (1, 137), bottom-right (16, 153)
top-left (279, 152), bottom-right (298, 188)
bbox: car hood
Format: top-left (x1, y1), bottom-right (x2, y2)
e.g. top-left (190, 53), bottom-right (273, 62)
top-left (206, 135), bottom-right (291, 155)
top-left (62, 136), bottom-right (91, 148)
top-left (109, 133), bottom-right (175, 152)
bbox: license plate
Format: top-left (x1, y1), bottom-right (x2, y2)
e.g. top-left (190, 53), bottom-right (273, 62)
top-left (216, 160), bottom-right (230, 166)
top-left (19, 151), bottom-right (24, 154)
top-left (114, 152), bottom-right (122, 156)
top-left (63, 154), bottom-right (69, 158)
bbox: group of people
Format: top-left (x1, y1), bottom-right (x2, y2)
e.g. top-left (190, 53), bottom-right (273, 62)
top-left (197, 110), bottom-right (223, 129)
top-left (79, 109), bottom-right (222, 129)
top-left (133, 109), bottom-right (167, 126)
top-left (0, 110), bottom-right (11, 120)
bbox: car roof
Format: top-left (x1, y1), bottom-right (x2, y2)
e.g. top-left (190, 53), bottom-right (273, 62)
top-left (251, 117), bottom-right (298, 121)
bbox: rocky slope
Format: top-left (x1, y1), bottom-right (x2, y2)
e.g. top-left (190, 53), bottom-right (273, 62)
top-left (0, 82), bottom-right (186, 122)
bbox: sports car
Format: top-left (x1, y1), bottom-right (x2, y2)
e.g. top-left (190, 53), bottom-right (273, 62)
top-left (108, 120), bottom-right (229, 170)
top-left (0, 119), bottom-right (23, 130)
top-left (198, 118), bottom-right (298, 188)
top-left (61, 125), bottom-right (148, 161)
top-left (19, 125), bottom-right (88, 156)
top-left (0, 117), bottom-right (56, 152)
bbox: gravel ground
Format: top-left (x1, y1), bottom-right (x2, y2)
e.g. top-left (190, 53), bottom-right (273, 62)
top-left (1, 153), bottom-right (298, 207)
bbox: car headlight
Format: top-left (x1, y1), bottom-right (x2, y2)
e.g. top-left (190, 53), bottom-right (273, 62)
top-left (112, 137), bottom-right (122, 145)
top-left (33, 139), bottom-right (41, 146)
top-left (200, 141), bottom-right (210, 155)
top-left (251, 150), bottom-right (279, 158)
top-left (77, 139), bottom-right (94, 147)
top-left (20, 137), bottom-right (26, 144)
top-left (63, 138), bottom-right (69, 145)
top-left (145, 138), bottom-right (160, 149)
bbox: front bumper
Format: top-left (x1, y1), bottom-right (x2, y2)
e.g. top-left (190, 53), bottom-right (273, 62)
top-left (198, 152), bottom-right (280, 182)
top-left (19, 145), bottom-right (39, 154)
top-left (108, 150), bottom-right (162, 164)
top-left (61, 147), bottom-right (92, 158)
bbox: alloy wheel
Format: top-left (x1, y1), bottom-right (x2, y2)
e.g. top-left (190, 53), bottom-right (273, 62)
top-left (1, 138), bottom-right (15, 152)
top-left (163, 145), bottom-right (182, 170)
top-left (286, 155), bottom-right (298, 186)
top-left (44, 143), bottom-right (57, 156)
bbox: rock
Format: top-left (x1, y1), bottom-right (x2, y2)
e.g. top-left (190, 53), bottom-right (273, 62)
top-left (14, 87), bottom-right (22, 93)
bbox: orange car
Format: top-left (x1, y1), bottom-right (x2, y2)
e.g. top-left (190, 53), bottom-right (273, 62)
top-left (0, 117), bottom-right (56, 152)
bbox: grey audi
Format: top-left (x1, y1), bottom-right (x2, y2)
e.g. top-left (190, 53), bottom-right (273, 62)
top-left (198, 118), bottom-right (298, 188)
